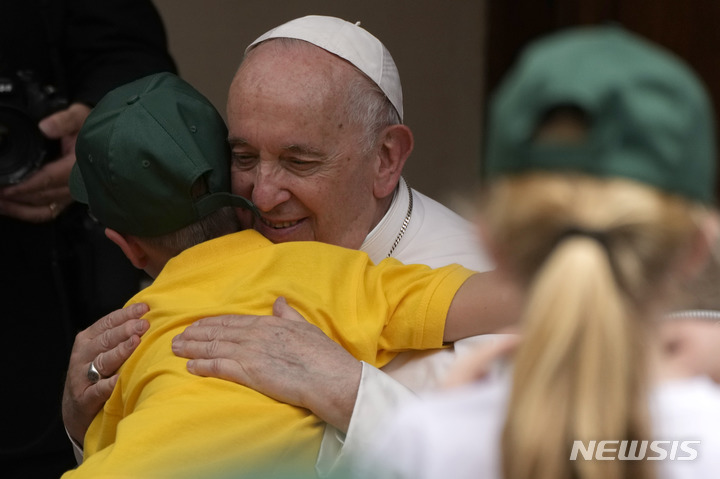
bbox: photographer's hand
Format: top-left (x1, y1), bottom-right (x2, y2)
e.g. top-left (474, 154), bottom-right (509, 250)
top-left (0, 103), bottom-right (91, 222)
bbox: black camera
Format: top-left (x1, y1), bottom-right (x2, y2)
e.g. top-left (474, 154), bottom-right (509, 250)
top-left (0, 70), bottom-right (67, 185)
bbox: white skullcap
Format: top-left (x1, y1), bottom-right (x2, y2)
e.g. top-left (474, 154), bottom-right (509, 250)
top-left (247, 15), bottom-right (404, 122)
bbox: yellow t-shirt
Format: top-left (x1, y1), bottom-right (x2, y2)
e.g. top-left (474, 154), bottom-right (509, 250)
top-left (63, 230), bottom-right (474, 478)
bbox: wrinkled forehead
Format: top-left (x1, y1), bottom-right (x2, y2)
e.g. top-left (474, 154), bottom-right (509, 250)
top-left (229, 41), bottom-right (364, 121)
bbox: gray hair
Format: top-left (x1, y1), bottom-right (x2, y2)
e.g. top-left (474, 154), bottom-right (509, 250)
top-left (345, 68), bottom-right (401, 156)
top-left (140, 207), bottom-right (241, 258)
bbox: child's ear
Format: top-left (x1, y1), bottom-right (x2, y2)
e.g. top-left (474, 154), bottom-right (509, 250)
top-left (104, 228), bottom-right (149, 270)
top-left (678, 213), bottom-right (720, 282)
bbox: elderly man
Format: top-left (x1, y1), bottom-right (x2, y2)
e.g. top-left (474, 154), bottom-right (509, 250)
top-left (62, 15), bottom-right (517, 475)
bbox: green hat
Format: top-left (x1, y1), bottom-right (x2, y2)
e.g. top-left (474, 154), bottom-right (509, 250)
top-left (70, 72), bottom-right (256, 237)
top-left (484, 26), bottom-right (717, 204)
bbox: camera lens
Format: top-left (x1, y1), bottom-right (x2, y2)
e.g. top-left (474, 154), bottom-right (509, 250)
top-left (0, 106), bottom-right (45, 185)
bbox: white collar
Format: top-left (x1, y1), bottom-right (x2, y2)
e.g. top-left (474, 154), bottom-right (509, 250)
top-left (360, 177), bottom-right (413, 264)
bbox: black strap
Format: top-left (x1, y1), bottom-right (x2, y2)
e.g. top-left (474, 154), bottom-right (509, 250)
top-left (556, 226), bottom-right (610, 250)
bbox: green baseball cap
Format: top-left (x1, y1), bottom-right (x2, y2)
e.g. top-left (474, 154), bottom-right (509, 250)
top-left (484, 26), bottom-right (717, 204)
top-left (70, 72), bottom-right (256, 236)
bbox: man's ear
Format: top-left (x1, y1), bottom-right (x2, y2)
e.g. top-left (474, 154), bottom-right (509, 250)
top-left (373, 124), bottom-right (413, 199)
top-left (104, 228), bottom-right (149, 270)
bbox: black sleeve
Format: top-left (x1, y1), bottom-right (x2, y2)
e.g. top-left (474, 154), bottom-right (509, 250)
top-left (62, 0), bottom-right (177, 106)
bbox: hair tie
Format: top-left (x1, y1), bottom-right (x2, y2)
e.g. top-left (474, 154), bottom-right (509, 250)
top-left (555, 227), bottom-right (610, 250)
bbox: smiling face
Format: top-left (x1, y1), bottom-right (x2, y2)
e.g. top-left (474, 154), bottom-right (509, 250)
top-left (226, 40), bottom-right (393, 249)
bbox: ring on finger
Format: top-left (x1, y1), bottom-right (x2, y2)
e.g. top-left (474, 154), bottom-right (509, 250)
top-left (48, 202), bottom-right (58, 218)
top-left (87, 360), bottom-right (104, 384)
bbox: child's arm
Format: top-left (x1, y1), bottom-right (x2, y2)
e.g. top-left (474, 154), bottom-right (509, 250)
top-left (443, 270), bottom-right (522, 342)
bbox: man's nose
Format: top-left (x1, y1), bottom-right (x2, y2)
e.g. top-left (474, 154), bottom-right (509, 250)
top-left (250, 163), bottom-right (292, 212)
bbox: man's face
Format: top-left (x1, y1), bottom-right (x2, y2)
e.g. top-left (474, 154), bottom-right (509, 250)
top-left (227, 42), bottom-right (385, 249)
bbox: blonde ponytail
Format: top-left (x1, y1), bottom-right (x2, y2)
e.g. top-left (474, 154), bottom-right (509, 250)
top-left (483, 173), bottom-right (703, 479)
top-left (502, 236), bottom-right (652, 479)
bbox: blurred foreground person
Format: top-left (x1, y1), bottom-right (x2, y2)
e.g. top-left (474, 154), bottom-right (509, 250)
top-left (361, 26), bottom-right (720, 479)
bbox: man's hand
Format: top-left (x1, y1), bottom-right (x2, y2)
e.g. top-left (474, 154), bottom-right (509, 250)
top-left (172, 297), bottom-right (362, 432)
top-left (0, 103), bottom-right (91, 222)
top-left (62, 303), bottom-right (150, 446)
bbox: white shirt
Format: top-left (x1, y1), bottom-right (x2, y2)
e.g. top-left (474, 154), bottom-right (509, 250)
top-left (317, 177), bottom-right (497, 475)
top-left (360, 374), bottom-right (720, 479)
top-left (361, 177), bottom-right (491, 271)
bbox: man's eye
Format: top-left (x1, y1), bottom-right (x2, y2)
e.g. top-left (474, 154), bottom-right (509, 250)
top-left (284, 158), bottom-right (317, 172)
top-left (231, 154), bottom-right (258, 170)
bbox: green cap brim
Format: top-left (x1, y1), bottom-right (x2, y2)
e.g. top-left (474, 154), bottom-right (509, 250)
top-left (196, 192), bottom-right (260, 218)
top-left (69, 162), bottom-right (89, 204)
